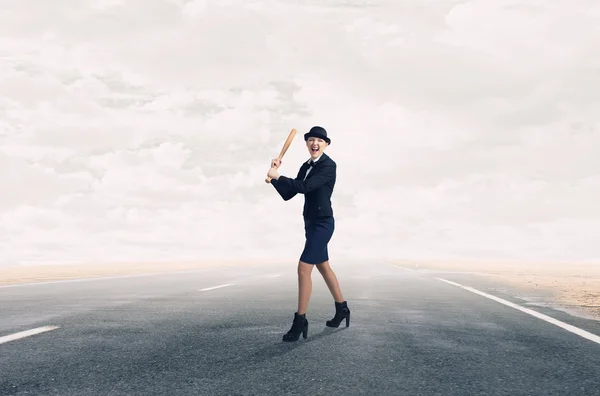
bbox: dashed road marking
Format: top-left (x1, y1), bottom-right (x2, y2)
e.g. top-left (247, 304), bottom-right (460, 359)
top-left (0, 326), bottom-right (60, 345)
top-left (199, 284), bottom-right (234, 292)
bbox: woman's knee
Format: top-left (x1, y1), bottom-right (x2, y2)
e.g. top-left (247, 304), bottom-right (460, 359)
top-left (298, 261), bottom-right (314, 276)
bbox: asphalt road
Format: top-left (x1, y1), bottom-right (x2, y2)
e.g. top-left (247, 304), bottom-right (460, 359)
top-left (1, 261), bottom-right (600, 396)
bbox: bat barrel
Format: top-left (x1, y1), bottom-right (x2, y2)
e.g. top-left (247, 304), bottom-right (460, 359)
top-left (265, 128), bottom-right (296, 184)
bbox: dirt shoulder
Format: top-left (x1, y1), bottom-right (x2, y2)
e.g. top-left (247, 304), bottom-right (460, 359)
top-left (389, 259), bottom-right (600, 321)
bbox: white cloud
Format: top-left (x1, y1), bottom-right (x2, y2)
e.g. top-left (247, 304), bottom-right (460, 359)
top-left (181, 0), bottom-right (207, 18)
top-left (0, 0), bottom-right (598, 265)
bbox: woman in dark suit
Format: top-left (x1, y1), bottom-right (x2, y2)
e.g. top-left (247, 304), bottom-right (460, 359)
top-left (267, 126), bottom-right (351, 342)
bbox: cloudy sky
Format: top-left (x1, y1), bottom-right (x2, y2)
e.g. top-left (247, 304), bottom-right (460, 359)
top-left (1, 0), bottom-right (599, 266)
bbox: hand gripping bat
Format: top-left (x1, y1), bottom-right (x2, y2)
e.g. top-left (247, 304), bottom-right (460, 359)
top-left (265, 128), bottom-right (296, 183)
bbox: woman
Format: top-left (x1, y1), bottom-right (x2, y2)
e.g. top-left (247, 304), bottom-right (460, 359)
top-left (267, 126), bottom-right (351, 342)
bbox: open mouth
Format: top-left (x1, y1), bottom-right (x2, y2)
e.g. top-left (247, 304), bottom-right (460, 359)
top-left (311, 147), bottom-right (319, 153)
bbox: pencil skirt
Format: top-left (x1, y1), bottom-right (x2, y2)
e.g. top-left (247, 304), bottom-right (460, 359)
top-left (299, 216), bottom-right (335, 265)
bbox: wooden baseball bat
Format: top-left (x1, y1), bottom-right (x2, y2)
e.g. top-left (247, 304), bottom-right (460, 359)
top-left (265, 128), bottom-right (296, 183)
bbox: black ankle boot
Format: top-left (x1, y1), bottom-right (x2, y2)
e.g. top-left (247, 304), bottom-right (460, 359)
top-left (282, 312), bottom-right (308, 342)
top-left (326, 301), bottom-right (350, 328)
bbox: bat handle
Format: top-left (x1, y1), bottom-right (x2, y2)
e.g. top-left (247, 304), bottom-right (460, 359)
top-left (265, 160), bottom-right (281, 183)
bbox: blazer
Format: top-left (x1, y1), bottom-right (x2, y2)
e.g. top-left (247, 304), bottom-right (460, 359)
top-left (271, 152), bottom-right (336, 220)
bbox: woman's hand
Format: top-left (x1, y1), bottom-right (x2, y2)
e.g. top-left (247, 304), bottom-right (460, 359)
top-left (271, 158), bottom-right (282, 168)
top-left (267, 167), bottom-right (280, 180)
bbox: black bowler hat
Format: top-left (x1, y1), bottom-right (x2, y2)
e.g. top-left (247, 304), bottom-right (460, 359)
top-left (304, 126), bottom-right (331, 145)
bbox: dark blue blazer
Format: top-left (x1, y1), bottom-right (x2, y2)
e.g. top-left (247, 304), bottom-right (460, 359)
top-left (271, 153), bottom-right (336, 219)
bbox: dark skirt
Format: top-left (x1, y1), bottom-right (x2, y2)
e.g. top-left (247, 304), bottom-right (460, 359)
top-left (300, 216), bottom-right (335, 265)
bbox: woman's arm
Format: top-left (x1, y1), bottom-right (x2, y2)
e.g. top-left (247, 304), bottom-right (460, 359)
top-left (275, 162), bottom-right (336, 195)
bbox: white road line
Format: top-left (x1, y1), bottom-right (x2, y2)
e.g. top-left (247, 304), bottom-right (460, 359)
top-left (437, 278), bottom-right (600, 345)
top-left (199, 283), bottom-right (234, 292)
top-left (0, 326), bottom-right (60, 345)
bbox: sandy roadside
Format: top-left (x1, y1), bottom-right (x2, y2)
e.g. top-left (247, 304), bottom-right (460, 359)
top-left (389, 259), bottom-right (600, 321)
top-left (0, 259), bottom-right (287, 286)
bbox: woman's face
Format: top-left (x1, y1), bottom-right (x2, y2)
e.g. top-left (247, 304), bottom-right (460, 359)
top-left (306, 137), bottom-right (327, 158)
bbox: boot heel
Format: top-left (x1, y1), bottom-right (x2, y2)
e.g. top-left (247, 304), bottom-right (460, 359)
top-left (326, 301), bottom-right (351, 328)
top-left (303, 324), bottom-right (308, 339)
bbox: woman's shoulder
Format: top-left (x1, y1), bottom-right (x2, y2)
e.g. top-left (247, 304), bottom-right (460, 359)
top-left (323, 153), bottom-right (336, 165)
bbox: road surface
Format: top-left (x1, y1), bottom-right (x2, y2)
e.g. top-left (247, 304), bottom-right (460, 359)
top-left (1, 261), bottom-right (599, 395)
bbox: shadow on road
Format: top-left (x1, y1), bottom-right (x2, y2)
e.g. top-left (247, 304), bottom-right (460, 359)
top-left (259, 326), bottom-right (350, 356)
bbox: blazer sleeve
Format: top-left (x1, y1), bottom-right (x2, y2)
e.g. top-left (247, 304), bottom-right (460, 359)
top-left (274, 161), bottom-right (336, 195)
top-left (271, 166), bottom-right (303, 201)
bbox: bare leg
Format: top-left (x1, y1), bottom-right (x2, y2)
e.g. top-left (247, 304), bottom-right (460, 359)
top-left (316, 260), bottom-right (344, 302)
top-left (297, 261), bottom-right (314, 314)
